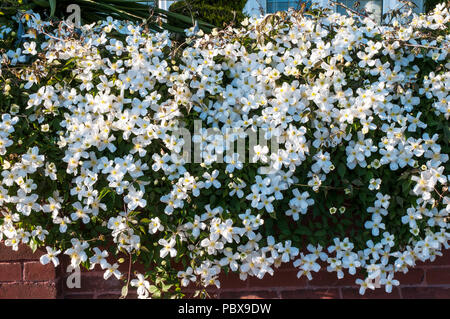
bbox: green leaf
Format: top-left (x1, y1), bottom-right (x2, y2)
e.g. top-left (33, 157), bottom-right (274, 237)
top-left (337, 163), bottom-right (346, 178)
top-left (140, 245), bottom-right (150, 253)
top-left (268, 211), bottom-right (277, 220)
top-left (149, 285), bottom-right (159, 294)
top-left (162, 283), bottom-right (173, 292)
top-left (98, 187), bottom-right (111, 200)
top-left (120, 285), bottom-right (128, 299)
top-left (154, 7), bottom-right (216, 28)
top-left (396, 196), bottom-right (404, 208)
top-left (30, 238), bottom-right (38, 253)
top-left (32, 0), bottom-right (50, 8)
top-left (49, 0), bottom-right (56, 17)
top-left (295, 226), bottom-right (311, 236)
top-left (153, 290), bottom-right (161, 298)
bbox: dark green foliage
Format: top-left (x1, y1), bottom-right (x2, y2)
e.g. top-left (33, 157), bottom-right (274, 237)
top-left (424, 0), bottom-right (446, 12)
top-left (169, 0), bottom-right (248, 29)
top-left (0, 0), bottom-right (215, 35)
top-left (182, 0), bottom-right (248, 8)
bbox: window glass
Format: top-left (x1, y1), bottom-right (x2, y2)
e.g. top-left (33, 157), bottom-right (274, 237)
top-left (335, 0), bottom-right (383, 22)
top-left (410, 0), bottom-right (424, 14)
top-left (266, 0), bottom-right (311, 13)
top-left (264, 0), bottom-right (423, 18)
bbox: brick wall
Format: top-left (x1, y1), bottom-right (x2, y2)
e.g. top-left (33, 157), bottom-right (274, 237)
top-left (1, 243), bottom-right (450, 299)
top-left (0, 243), bottom-right (60, 298)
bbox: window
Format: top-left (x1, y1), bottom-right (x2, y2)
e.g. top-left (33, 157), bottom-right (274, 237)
top-left (266, 0), bottom-right (381, 19)
top-left (335, 0), bottom-right (383, 22)
top-left (266, 0), bottom-right (307, 13)
top-left (336, 0), bottom-right (423, 22)
top-left (263, 0), bottom-right (424, 20)
top-left (158, 0), bottom-right (176, 11)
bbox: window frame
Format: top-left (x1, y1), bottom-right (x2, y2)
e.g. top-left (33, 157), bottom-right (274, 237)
top-left (263, 0), bottom-right (423, 15)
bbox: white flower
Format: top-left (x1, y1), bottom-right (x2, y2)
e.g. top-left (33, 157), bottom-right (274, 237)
top-left (158, 238), bottom-right (177, 258)
top-left (252, 145), bottom-right (269, 163)
top-left (40, 247), bottom-right (61, 267)
top-left (0, 7), bottom-right (448, 298)
top-left (103, 262), bottom-right (122, 280)
top-left (130, 273), bottom-right (151, 299)
top-left (380, 273), bottom-right (399, 293)
top-left (149, 217), bottom-right (164, 234)
top-left (203, 170), bottom-right (221, 189)
top-left (355, 278), bottom-right (375, 295)
top-left (177, 267), bottom-right (196, 287)
top-left (23, 42), bottom-right (37, 55)
top-left (368, 178), bottom-right (381, 190)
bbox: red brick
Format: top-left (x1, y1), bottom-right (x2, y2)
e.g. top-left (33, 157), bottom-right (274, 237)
top-left (401, 287), bottom-right (450, 299)
top-left (204, 289), bottom-right (220, 299)
top-left (59, 257), bottom-right (95, 274)
top-left (425, 268), bottom-right (450, 285)
top-left (64, 293), bottom-right (96, 299)
top-left (248, 270), bottom-right (307, 288)
top-left (0, 282), bottom-right (57, 299)
top-left (218, 272), bottom-right (248, 289)
top-left (116, 259), bottom-right (146, 274)
top-left (281, 288), bottom-right (340, 299)
top-left (205, 285), bottom-right (220, 298)
top-left (342, 287), bottom-right (401, 299)
top-left (179, 275), bottom-right (233, 293)
top-left (0, 243), bottom-right (44, 261)
top-left (61, 271), bottom-right (122, 293)
top-left (431, 250), bottom-right (450, 266)
top-left (416, 250), bottom-right (450, 267)
top-left (97, 293), bottom-right (122, 299)
top-left (308, 270), bottom-right (358, 287)
top-left (0, 263), bottom-right (22, 282)
top-left (395, 268), bottom-right (425, 285)
top-left (188, 291), bottom-right (220, 299)
top-left (179, 283), bottom-right (221, 298)
top-left (219, 290), bottom-right (279, 299)
top-left (1, 242), bottom-right (447, 299)
top-left (277, 262), bottom-right (296, 271)
top-left (59, 254), bottom-right (146, 276)
top-left (23, 262), bottom-right (56, 281)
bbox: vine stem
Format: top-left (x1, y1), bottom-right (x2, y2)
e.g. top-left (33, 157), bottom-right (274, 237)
top-left (395, 41), bottom-right (443, 51)
top-left (120, 252), bottom-right (133, 299)
top-left (329, 0), bottom-right (375, 22)
top-left (434, 187), bottom-right (447, 199)
top-left (127, 252), bottom-right (132, 283)
top-left (294, 183), bottom-right (360, 190)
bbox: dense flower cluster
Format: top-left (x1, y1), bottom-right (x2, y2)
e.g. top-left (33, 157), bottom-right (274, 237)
top-left (0, 4), bottom-right (449, 298)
